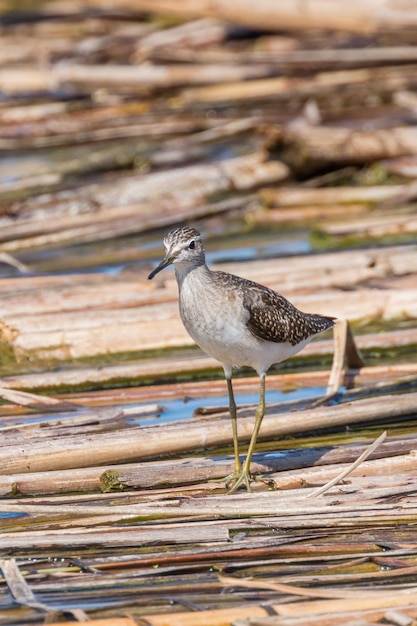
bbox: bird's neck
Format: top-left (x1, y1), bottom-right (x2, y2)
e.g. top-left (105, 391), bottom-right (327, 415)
top-left (174, 260), bottom-right (209, 289)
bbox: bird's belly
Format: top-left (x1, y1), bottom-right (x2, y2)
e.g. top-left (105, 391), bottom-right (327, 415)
top-left (183, 310), bottom-right (309, 374)
top-left (187, 320), bottom-right (254, 367)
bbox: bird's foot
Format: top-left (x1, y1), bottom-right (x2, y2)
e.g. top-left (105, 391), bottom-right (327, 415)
top-left (224, 470), bottom-right (243, 489)
top-left (225, 471), bottom-right (276, 494)
top-left (225, 470), bottom-right (252, 494)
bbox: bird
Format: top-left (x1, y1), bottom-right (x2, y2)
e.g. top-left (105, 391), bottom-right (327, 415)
top-left (148, 226), bottom-right (335, 493)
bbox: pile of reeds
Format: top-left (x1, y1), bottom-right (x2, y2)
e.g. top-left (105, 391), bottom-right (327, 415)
top-left (1, 2), bottom-right (417, 625)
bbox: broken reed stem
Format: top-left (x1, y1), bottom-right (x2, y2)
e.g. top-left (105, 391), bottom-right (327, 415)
top-left (0, 558), bottom-right (88, 622)
top-left (218, 573), bottom-right (409, 599)
top-left (306, 431), bottom-right (387, 498)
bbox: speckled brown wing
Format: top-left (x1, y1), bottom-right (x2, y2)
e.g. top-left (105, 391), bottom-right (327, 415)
top-left (242, 282), bottom-right (335, 346)
top-left (211, 270), bottom-right (335, 346)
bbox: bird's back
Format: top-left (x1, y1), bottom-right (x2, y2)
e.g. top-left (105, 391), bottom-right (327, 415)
top-left (210, 269), bottom-right (334, 343)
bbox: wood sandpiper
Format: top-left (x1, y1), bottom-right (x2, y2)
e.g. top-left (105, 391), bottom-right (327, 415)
top-left (148, 226), bottom-right (335, 493)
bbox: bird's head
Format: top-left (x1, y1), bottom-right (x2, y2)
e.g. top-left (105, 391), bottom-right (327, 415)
top-left (148, 226), bottom-right (205, 279)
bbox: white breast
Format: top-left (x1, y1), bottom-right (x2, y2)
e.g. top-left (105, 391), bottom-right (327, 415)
top-left (176, 265), bottom-right (312, 376)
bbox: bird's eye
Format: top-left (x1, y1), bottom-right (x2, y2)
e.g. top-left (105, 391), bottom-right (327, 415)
top-left (188, 240), bottom-right (195, 250)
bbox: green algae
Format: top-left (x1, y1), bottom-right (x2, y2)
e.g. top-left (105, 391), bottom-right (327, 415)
top-left (310, 225), bottom-right (417, 250)
top-left (0, 331), bottom-right (415, 396)
top-left (100, 470), bottom-right (124, 493)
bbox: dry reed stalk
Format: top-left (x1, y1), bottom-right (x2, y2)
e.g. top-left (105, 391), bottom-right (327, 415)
top-left (0, 524), bottom-right (228, 551)
top-left (110, 454), bottom-right (417, 496)
top-left (0, 328), bottom-right (415, 393)
top-left (87, 0), bottom-right (417, 34)
top-left (111, 596), bottom-right (417, 626)
top-left (306, 431), bottom-right (387, 497)
top-left (1, 244), bottom-right (415, 316)
top-left (89, 536), bottom-right (397, 569)
top-left (0, 153), bottom-right (288, 251)
top-left (46, 620), bottom-right (136, 626)
top-left (270, 593), bottom-right (417, 617)
top-left (277, 560), bottom-right (417, 586)
top-left (1, 486), bottom-right (417, 520)
top-left (0, 558), bottom-right (88, 621)
top-left (0, 466), bottom-right (101, 497)
top-left (0, 193), bottom-right (252, 250)
top-left (0, 253), bottom-right (30, 273)
top-left (105, 606), bottom-right (273, 626)
top-left (0, 63), bottom-right (274, 96)
top-left (270, 465), bottom-right (417, 493)
top-left (260, 185), bottom-right (417, 207)
top-left (252, 203), bottom-right (370, 225)
top-left (18, 246), bottom-right (417, 293)
top-left (0, 387), bottom-right (78, 412)
top-left (0, 99), bottom-right (145, 125)
top-left (322, 318), bottom-right (364, 401)
top-left (0, 391), bottom-right (416, 475)
top-left (151, 45), bottom-right (417, 68)
top-left (181, 65), bottom-right (417, 103)
top-left (1, 430), bottom-right (416, 496)
top-left (0, 102), bottom-right (209, 146)
top-left (0, 172), bottom-right (62, 197)
top-left (33, 362), bottom-right (417, 403)
top-left (283, 127), bottom-right (417, 171)
top-left (235, 606), bottom-right (417, 626)
top-left (0, 120), bottom-right (209, 151)
top-left (322, 213), bottom-right (417, 238)
top-left (1, 285), bottom-right (415, 361)
top-left (136, 18), bottom-right (228, 58)
top-left (272, 450), bottom-right (417, 491)
top-left (220, 574), bottom-right (417, 600)
top-left (0, 36), bottom-right (75, 66)
top-left (0, 409), bottom-right (129, 443)
top-left (0, 109), bottom-right (257, 154)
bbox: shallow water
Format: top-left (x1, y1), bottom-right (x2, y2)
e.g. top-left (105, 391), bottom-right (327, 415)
top-left (126, 385), bottom-right (328, 426)
top-left (0, 384), bottom-right (328, 429)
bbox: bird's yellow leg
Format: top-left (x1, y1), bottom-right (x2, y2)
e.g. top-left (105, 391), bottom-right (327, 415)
top-left (228, 373), bottom-right (266, 494)
top-left (224, 376), bottom-right (243, 489)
